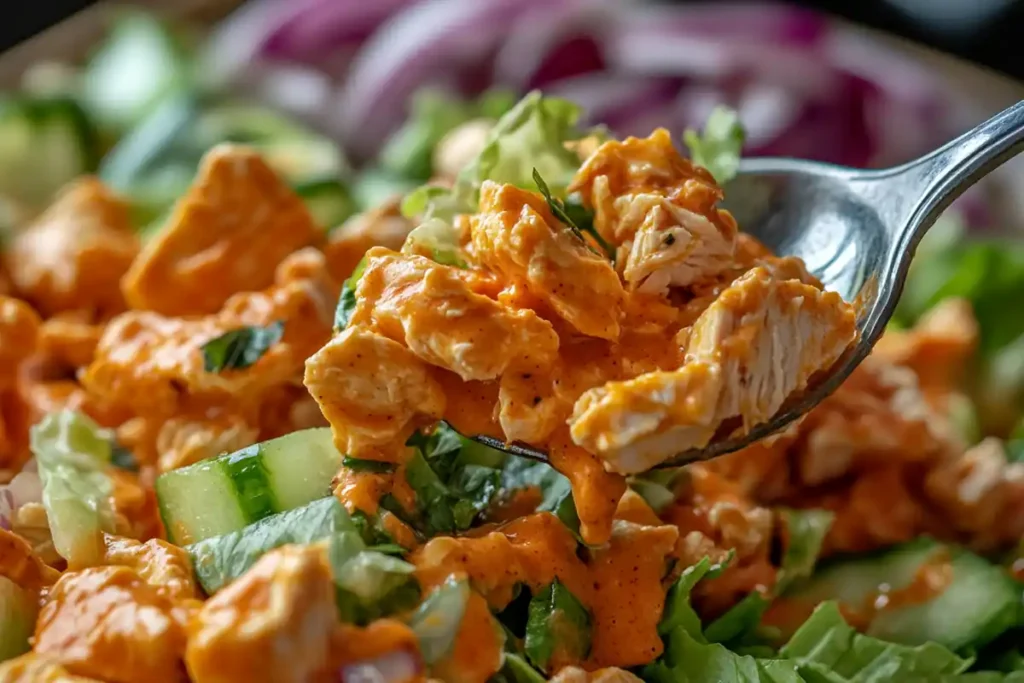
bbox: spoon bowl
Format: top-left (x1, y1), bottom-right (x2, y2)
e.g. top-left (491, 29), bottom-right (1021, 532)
top-left (473, 100), bottom-right (1024, 468)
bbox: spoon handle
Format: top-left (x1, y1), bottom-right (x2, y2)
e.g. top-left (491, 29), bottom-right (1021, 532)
top-left (883, 100), bottom-right (1024, 241)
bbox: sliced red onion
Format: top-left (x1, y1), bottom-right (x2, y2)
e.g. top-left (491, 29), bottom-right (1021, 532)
top-left (338, 650), bottom-right (422, 683)
top-left (8, 470), bottom-right (42, 509)
top-left (334, 0), bottom-right (575, 157)
top-left (0, 488), bottom-right (13, 530)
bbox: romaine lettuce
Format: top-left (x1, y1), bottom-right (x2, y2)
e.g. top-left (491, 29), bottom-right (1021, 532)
top-left (524, 578), bottom-right (592, 671)
top-left (30, 410), bottom-right (117, 568)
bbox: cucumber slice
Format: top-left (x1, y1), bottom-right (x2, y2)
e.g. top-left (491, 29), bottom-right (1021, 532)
top-left (294, 177), bottom-right (356, 231)
top-left (257, 428), bottom-right (342, 511)
top-left (786, 538), bottom-right (1022, 650)
top-left (0, 576), bottom-right (37, 662)
top-left (82, 12), bottom-right (191, 133)
top-left (0, 96), bottom-right (97, 212)
top-left (155, 428), bottom-right (342, 545)
top-left (156, 459), bottom-right (247, 546)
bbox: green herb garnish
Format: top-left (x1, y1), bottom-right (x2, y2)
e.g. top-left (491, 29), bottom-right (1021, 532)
top-left (201, 321), bottom-right (284, 372)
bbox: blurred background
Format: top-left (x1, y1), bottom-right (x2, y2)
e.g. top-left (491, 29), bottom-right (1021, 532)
top-left (1, 0), bottom-right (1023, 233)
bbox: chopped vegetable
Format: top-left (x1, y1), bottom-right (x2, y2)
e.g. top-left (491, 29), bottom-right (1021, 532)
top-left (683, 105), bottom-right (745, 185)
top-left (29, 410), bottom-right (117, 567)
top-left (187, 496), bottom-right (355, 594)
top-left (408, 576), bottom-right (471, 665)
top-left (524, 578), bottom-right (592, 671)
top-left (334, 256), bottom-right (367, 332)
top-left (201, 321), bottom-right (284, 372)
top-left (156, 428), bottom-right (342, 544)
top-left (0, 576), bottom-right (36, 662)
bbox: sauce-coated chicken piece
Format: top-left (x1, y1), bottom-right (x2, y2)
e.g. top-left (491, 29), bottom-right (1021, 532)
top-left (571, 267), bottom-right (857, 473)
top-left (471, 181), bottom-right (625, 340)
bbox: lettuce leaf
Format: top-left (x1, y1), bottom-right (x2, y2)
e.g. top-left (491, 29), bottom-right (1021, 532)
top-left (683, 105), bottom-right (745, 184)
top-left (379, 87), bottom-right (515, 181)
top-left (402, 91), bottom-right (583, 223)
top-left (705, 509), bottom-right (834, 646)
top-left (333, 256), bottom-right (366, 332)
top-left (187, 496), bottom-right (355, 594)
top-left (780, 602), bottom-right (972, 680)
top-left (644, 628), bottom-right (805, 683)
top-left (524, 578), bottom-right (592, 671)
top-left (408, 576), bottom-right (471, 664)
top-left (30, 410), bottom-right (117, 567)
top-left (328, 532), bottom-right (419, 625)
top-left (660, 554), bottom-right (733, 641)
top-left (499, 455), bottom-right (585, 543)
top-left (201, 321), bottom-right (284, 372)
top-left (399, 423), bottom-right (504, 537)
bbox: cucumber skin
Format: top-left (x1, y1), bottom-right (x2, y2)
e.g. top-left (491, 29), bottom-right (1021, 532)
top-left (785, 538), bottom-right (1023, 651)
top-left (155, 428), bottom-right (340, 546)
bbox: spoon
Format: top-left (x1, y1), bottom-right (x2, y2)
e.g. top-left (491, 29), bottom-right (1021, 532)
top-left (472, 99), bottom-right (1024, 468)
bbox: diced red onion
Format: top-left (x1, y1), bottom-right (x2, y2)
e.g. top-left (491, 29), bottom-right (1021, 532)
top-left (338, 650), bottom-right (422, 683)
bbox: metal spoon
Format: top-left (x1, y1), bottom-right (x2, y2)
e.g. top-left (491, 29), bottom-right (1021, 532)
top-left (473, 99), bottom-right (1024, 468)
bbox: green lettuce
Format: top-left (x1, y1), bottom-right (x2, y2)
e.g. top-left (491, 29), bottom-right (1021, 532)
top-left (327, 532), bottom-right (419, 625)
top-left (524, 578), bottom-right (592, 671)
top-left (187, 496), bottom-right (355, 594)
top-left (201, 321), bottom-right (283, 372)
top-left (333, 256), bottom-right (367, 332)
top-left (408, 576), bottom-right (471, 664)
top-left (660, 554), bottom-right (734, 641)
top-left (781, 602), bottom-right (972, 680)
top-left (30, 410), bottom-right (117, 567)
top-left (499, 455), bottom-right (584, 543)
top-left (683, 105), bottom-right (745, 184)
top-left (396, 423), bottom-right (505, 537)
top-left (401, 91), bottom-right (583, 223)
top-left (379, 87), bottom-right (516, 181)
top-left (704, 509), bottom-right (834, 647)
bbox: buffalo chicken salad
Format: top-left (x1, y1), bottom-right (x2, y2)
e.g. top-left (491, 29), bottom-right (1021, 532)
top-left (0, 90), bottom-right (1020, 683)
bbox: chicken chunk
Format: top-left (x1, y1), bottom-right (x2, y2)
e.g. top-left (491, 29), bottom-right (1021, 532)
top-left (154, 411), bottom-right (258, 472)
top-left (620, 194), bottom-right (737, 293)
top-left (323, 199), bottom-right (415, 283)
top-left (0, 527), bottom-right (60, 589)
top-left (83, 249), bottom-right (335, 417)
top-left (0, 297), bottom-right (40, 386)
top-left (4, 178), bottom-right (138, 317)
top-left (304, 326), bottom-right (446, 458)
top-left (0, 653), bottom-right (102, 682)
top-left (38, 312), bottom-right (104, 370)
top-left (99, 534), bottom-right (199, 602)
top-left (568, 129), bottom-right (736, 286)
top-left (185, 544), bottom-right (337, 683)
top-left (571, 267), bottom-right (857, 473)
top-left (122, 144), bottom-right (319, 316)
top-left (471, 182), bottom-right (624, 340)
top-left (353, 247), bottom-right (559, 380)
top-left (34, 566), bottom-right (190, 683)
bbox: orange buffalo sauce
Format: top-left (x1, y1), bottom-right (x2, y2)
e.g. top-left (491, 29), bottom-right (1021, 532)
top-left (410, 512), bottom-right (678, 677)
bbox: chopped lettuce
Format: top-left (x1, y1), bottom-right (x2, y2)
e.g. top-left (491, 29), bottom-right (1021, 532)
top-left (660, 554), bottom-right (734, 641)
top-left (333, 256), bottom-right (367, 332)
top-left (379, 87), bottom-right (516, 181)
top-left (402, 91), bottom-right (583, 222)
top-left (628, 468), bottom-right (687, 513)
top-left (0, 575), bottom-right (36, 662)
top-left (408, 576), bottom-right (471, 664)
top-left (491, 653), bottom-right (547, 683)
top-left (187, 496), bottom-right (356, 594)
top-left (524, 578), bottom-right (592, 671)
top-left (30, 410), bottom-right (117, 568)
top-left (644, 628), bottom-right (804, 683)
top-left (201, 321), bottom-right (284, 373)
top-left (781, 602), bottom-right (972, 680)
top-left (328, 532), bottom-right (420, 625)
top-left (683, 105), bottom-right (745, 184)
top-left (401, 216), bottom-right (468, 267)
top-left (341, 457), bottom-right (397, 474)
top-left (777, 509), bottom-right (835, 591)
